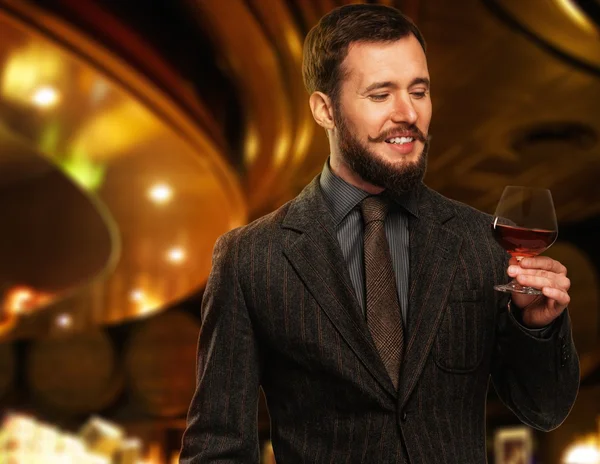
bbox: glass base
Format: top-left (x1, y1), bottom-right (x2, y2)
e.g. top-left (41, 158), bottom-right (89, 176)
top-left (494, 280), bottom-right (543, 295)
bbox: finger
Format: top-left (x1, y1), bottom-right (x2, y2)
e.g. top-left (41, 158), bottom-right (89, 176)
top-left (515, 274), bottom-right (553, 289)
top-left (516, 274), bottom-right (571, 292)
top-left (541, 286), bottom-right (570, 309)
top-left (519, 257), bottom-right (567, 275)
top-left (508, 265), bottom-right (554, 279)
top-left (508, 268), bottom-right (571, 289)
top-left (511, 293), bottom-right (543, 310)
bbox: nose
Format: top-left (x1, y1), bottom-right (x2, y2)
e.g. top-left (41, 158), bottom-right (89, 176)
top-left (390, 95), bottom-right (418, 125)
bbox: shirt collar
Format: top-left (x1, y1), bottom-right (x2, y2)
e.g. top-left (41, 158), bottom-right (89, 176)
top-left (319, 158), bottom-right (419, 226)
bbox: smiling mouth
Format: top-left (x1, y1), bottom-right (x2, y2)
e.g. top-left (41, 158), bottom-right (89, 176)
top-left (385, 136), bottom-right (415, 145)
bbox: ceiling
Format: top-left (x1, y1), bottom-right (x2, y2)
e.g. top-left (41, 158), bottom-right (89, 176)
top-left (0, 0), bottom-right (246, 336)
top-left (421, 0), bottom-right (600, 222)
top-left (0, 125), bottom-right (115, 294)
top-left (0, 0), bottom-right (597, 366)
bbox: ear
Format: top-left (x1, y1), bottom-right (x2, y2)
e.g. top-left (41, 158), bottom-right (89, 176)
top-left (309, 91), bottom-right (335, 131)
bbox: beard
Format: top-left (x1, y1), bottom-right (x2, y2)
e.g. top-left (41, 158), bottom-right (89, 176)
top-left (334, 105), bottom-right (430, 199)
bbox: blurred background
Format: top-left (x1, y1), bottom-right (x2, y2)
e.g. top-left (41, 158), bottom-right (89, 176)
top-left (0, 0), bottom-right (598, 462)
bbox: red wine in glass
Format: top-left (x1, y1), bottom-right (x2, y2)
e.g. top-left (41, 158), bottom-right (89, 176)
top-left (492, 223), bottom-right (558, 259)
top-left (492, 186), bottom-right (558, 295)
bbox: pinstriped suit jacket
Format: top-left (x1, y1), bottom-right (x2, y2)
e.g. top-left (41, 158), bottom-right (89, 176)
top-left (180, 176), bottom-right (579, 463)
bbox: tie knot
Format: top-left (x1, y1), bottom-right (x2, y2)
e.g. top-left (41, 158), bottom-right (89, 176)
top-left (360, 195), bottom-right (390, 224)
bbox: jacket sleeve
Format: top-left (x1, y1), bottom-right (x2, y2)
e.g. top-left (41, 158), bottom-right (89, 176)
top-left (490, 301), bottom-right (580, 431)
top-left (180, 230), bottom-right (262, 463)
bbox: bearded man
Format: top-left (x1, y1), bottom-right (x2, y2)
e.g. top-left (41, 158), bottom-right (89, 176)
top-left (181, 4), bottom-right (579, 463)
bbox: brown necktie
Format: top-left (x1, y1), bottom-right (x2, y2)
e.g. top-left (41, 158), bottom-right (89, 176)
top-left (361, 195), bottom-right (404, 390)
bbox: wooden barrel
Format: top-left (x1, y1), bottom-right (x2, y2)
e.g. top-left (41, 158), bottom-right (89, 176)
top-left (0, 343), bottom-right (15, 400)
top-left (125, 310), bottom-right (200, 417)
top-left (27, 329), bottom-right (122, 414)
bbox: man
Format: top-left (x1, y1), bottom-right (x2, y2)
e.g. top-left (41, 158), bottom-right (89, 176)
top-left (180, 4), bottom-right (579, 463)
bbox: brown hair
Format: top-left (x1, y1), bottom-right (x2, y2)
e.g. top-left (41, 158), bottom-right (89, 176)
top-left (302, 4), bottom-right (426, 102)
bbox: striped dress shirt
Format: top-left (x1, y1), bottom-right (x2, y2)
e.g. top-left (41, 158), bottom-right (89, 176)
top-left (319, 160), bottom-right (417, 324)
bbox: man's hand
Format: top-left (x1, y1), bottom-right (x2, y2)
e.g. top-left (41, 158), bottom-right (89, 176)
top-left (507, 256), bottom-right (571, 328)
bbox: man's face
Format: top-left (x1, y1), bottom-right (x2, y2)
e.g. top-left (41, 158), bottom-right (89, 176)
top-left (333, 35), bottom-right (432, 195)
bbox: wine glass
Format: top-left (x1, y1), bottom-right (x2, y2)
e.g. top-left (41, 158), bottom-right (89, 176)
top-left (492, 186), bottom-right (558, 294)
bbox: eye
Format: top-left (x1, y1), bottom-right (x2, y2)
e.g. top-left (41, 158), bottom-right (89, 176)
top-left (411, 90), bottom-right (429, 99)
top-left (368, 93), bottom-right (389, 102)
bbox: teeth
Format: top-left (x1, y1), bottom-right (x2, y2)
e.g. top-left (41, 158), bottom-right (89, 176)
top-left (387, 137), bottom-right (414, 144)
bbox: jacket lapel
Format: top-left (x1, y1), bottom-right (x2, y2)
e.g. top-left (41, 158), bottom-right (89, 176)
top-left (281, 177), bottom-right (397, 399)
top-left (398, 186), bottom-right (463, 409)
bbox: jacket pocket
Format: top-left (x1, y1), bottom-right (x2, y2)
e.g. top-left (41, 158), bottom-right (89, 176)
top-left (433, 290), bottom-right (485, 373)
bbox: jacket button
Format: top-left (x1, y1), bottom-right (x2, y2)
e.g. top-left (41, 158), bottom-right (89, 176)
top-left (401, 411), bottom-right (408, 422)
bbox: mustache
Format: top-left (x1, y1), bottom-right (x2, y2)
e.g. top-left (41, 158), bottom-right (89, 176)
top-left (367, 125), bottom-right (429, 144)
